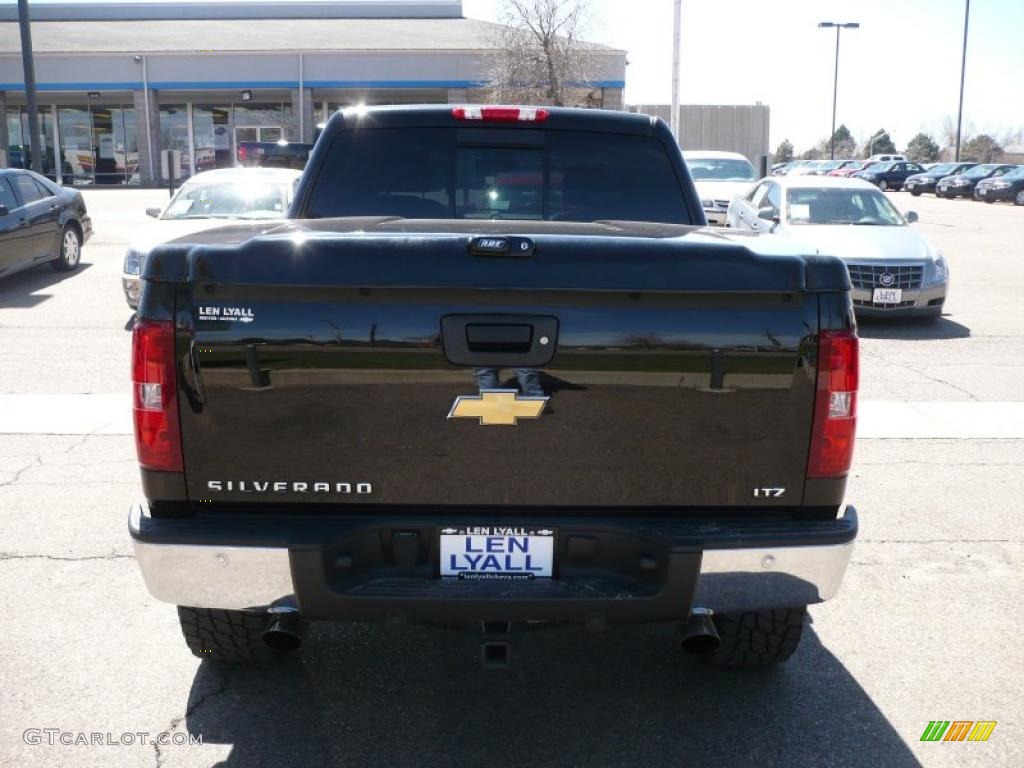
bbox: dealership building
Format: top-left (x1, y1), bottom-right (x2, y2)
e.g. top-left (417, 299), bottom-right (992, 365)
top-left (0, 0), bottom-right (626, 184)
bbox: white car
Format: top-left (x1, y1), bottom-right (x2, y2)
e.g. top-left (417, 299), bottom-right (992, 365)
top-left (682, 150), bottom-right (757, 226)
top-left (725, 175), bottom-right (947, 318)
top-left (122, 167), bottom-right (301, 308)
top-left (866, 153), bottom-right (907, 163)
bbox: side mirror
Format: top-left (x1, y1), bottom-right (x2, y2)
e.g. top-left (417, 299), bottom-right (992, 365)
top-left (145, 207), bottom-right (161, 218)
top-left (0, 204), bottom-right (9, 217)
top-left (757, 207), bottom-right (780, 223)
top-left (906, 211), bottom-right (919, 223)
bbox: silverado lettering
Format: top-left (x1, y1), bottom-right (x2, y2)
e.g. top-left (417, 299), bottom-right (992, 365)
top-left (206, 480), bottom-right (371, 494)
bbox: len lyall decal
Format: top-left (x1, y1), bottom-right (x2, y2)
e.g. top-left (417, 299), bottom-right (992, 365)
top-left (920, 720), bottom-right (996, 742)
top-left (198, 306), bottom-right (255, 323)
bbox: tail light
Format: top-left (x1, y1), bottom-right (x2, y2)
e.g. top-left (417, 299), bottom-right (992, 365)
top-left (807, 329), bottom-right (858, 478)
top-left (237, 144), bottom-right (247, 162)
top-left (132, 319), bottom-right (183, 472)
top-left (452, 106), bottom-right (549, 123)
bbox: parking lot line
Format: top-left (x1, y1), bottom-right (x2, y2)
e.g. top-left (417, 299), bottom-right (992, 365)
top-left (1, 394), bottom-right (1023, 439)
top-left (0, 393), bottom-right (131, 435)
top-left (858, 401), bottom-right (1024, 439)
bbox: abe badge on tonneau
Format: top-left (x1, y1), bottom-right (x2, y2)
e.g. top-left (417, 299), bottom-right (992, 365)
top-left (440, 526), bottom-right (555, 579)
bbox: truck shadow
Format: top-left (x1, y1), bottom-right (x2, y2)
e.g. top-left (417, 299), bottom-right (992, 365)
top-left (0, 262), bottom-right (92, 309)
top-left (184, 619), bottom-right (921, 767)
top-left (856, 315), bottom-right (970, 341)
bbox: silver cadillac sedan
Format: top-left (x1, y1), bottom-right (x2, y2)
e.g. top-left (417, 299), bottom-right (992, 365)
top-left (725, 175), bottom-right (947, 319)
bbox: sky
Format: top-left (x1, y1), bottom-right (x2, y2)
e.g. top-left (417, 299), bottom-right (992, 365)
top-left (464, 0), bottom-right (1024, 153)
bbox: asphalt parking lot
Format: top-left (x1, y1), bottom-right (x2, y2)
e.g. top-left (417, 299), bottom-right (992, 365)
top-left (1, 188), bottom-right (1022, 768)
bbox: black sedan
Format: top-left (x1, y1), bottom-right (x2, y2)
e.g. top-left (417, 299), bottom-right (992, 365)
top-left (935, 164), bottom-right (1017, 198)
top-left (851, 161), bottom-right (926, 191)
top-left (974, 165), bottom-right (1024, 205)
top-left (0, 169), bottom-right (92, 279)
top-left (904, 162), bottom-right (977, 196)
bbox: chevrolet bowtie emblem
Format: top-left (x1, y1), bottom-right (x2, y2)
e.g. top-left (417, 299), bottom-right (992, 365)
top-left (447, 389), bottom-right (548, 426)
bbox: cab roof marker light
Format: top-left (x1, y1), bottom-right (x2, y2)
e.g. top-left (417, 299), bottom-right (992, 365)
top-left (452, 106), bottom-right (550, 123)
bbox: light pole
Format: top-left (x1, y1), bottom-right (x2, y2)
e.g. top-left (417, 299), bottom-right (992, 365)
top-left (867, 129), bottom-right (887, 158)
top-left (954, 0), bottom-right (970, 161)
top-left (670, 0), bottom-right (681, 143)
top-left (17, 0), bottom-right (42, 173)
top-left (818, 21), bottom-right (860, 160)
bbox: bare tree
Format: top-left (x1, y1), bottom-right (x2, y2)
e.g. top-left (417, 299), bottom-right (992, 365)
top-left (487, 0), bottom-right (599, 107)
top-left (998, 126), bottom-right (1024, 148)
top-left (938, 113), bottom-right (975, 155)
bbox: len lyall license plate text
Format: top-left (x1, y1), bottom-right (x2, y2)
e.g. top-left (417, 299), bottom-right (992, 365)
top-left (440, 526), bottom-right (554, 579)
top-left (873, 288), bottom-right (902, 304)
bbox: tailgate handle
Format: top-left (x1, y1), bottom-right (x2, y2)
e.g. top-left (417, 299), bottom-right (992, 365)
top-left (442, 314), bottom-right (558, 368)
top-left (466, 323), bottom-right (532, 353)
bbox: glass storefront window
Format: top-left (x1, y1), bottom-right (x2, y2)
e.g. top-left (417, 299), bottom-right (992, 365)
top-left (6, 107), bottom-right (57, 179)
top-left (159, 104), bottom-right (190, 180)
top-left (117, 108), bottom-right (139, 183)
top-left (89, 107), bottom-right (137, 185)
top-left (58, 107), bottom-right (93, 185)
top-left (232, 102), bottom-right (283, 129)
top-left (191, 102), bottom-right (291, 172)
top-left (192, 106), bottom-right (231, 172)
top-left (8, 104), bottom-right (137, 185)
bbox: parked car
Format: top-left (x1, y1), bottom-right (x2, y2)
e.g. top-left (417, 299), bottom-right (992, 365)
top-left (936, 164), bottom-right (1018, 198)
top-left (805, 159), bottom-right (859, 176)
top-left (682, 150), bottom-right (757, 225)
top-left (129, 105), bottom-right (860, 670)
top-left (866, 153), bottom-right (907, 163)
top-left (904, 162), bottom-right (977, 196)
top-left (121, 167), bottom-right (301, 307)
top-left (974, 165), bottom-right (1024, 205)
top-left (785, 160), bottom-right (825, 176)
top-left (725, 175), bottom-right (946, 318)
top-left (827, 161), bottom-right (869, 178)
top-left (851, 161), bottom-right (925, 191)
top-left (0, 168), bottom-right (92, 279)
top-left (772, 159), bottom-right (810, 176)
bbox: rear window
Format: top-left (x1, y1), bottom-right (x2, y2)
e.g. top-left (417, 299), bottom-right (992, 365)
top-left (304, 128), bottom-right (690, 224)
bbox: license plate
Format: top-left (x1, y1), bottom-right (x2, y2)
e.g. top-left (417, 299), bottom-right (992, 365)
top-left (873, 288), bottom-right (902, 304)
top-left (440, 526), bottom-right (555, 579)
top-left (938, 185), bottom-right (948, 192)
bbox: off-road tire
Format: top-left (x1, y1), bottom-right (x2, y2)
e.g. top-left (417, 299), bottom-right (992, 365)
top-left (710, 607), bottom-right (807, 667)
top-left (177, 606), bottom-right (281, 662)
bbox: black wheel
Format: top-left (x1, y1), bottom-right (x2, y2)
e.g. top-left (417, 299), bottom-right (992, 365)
top-left (1015, 190), bottom-right (1024, 206)
top-left (177, 606), bottom-right (285, 662)
top-left (51, 224), bottom-right (81, 271)
top-left (709, 607), bottom-right (807, 667)
top-left (878, 179), bottom-right (888, 191)
top-left (910, 190), bottom-right (921, 197)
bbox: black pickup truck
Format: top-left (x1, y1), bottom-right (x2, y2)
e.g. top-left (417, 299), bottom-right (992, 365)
top-left (129, 105), bottom-right (858, 668)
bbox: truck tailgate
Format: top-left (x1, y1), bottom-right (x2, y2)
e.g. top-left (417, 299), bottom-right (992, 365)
top-left (170, 224), bottom-right (830, 509)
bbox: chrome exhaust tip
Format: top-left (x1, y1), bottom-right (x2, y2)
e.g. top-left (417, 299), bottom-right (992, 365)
top-left (261, 610), bottom-right (305, 652)
top-left (680, 608), bottom-right (720, 655)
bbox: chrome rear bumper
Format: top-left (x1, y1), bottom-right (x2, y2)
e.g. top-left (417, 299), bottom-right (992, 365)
top-left (130, 505), bottom-right (856, 617)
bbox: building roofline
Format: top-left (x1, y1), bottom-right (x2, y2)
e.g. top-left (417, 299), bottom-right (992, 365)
top-left (0, 0), bottom-right (463, 22)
